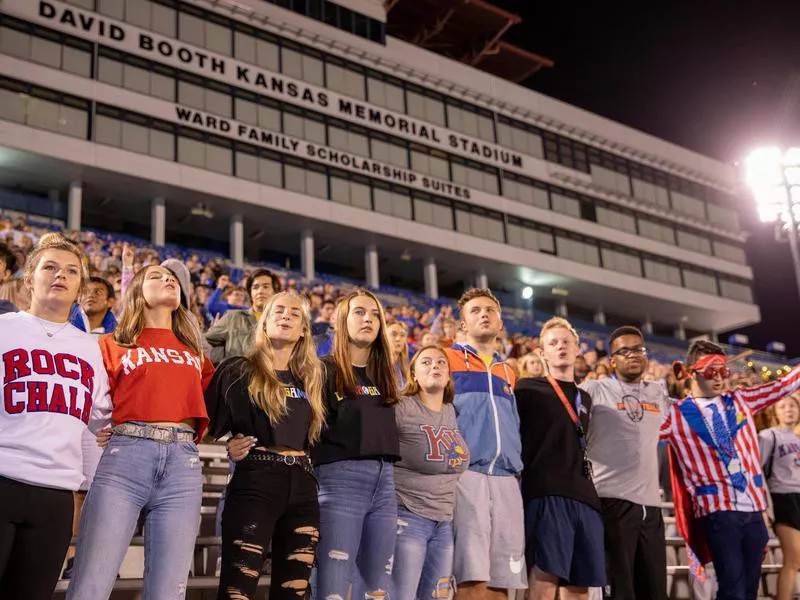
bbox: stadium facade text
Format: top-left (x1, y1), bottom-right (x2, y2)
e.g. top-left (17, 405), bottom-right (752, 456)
top-left (14, 0), bottom-right (530, 174)
top-left (174, 106), bottom-right (473, 200)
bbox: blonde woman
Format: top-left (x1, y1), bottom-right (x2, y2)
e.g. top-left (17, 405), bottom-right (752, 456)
top-left (67, 264), bottom-right (214, 599)
top-left (0, 277), bottom-right (30, 313)
top-left (519, 352), bottom-right (545, 379)
top-left (760, 393), bottom-right (800, 600)
top-left (313, 289), bottom-right (400, 600)
top-left (388, 321), bottom-right (410, 389)
top-left (393, 346), bottom-right (469, 600)
top-left (0, 233), bottom-right (110, 600)
top-left (206, 291), bottom-right (325, 600)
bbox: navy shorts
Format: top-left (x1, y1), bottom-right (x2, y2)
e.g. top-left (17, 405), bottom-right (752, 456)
top-left (524, 495), bottom-right (605, 588)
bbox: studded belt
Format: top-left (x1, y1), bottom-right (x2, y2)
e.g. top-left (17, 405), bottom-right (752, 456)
top-left (112, 422), bottom-right (195, 444)
top-left (243, 449), bottom-right (314, 475)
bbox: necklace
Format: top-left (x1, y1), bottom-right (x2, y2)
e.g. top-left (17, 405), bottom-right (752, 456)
top-left (616, 376), bottom-right (644, 423)
top-left (28, 313), bottom-right (71, 338)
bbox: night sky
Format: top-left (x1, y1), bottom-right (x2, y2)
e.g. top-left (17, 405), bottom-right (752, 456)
top-left (490, 0), bottom-right (800, 357)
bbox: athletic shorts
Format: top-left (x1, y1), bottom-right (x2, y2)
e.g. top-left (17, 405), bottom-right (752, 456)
top-left (524, 495), bottom-right (605, 588)
top-left (453, 470), bottom-right (527, 589)
top-left (772, 493), bottom-right (800, 531)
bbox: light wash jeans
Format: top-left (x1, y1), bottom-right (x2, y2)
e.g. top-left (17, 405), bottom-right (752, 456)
top-left (66, 432), bottom-right (203, 600)
top-left (313, 459), bottom-right (398, 600)
top-left (393, 506), bottom-right (454, 600)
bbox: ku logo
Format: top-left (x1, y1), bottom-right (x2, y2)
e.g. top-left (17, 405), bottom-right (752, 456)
top-left (419, 425), bottom-right (468, 470)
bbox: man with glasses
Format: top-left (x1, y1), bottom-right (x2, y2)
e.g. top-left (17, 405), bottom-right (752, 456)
top-left (582, 326), bottom-right (669, 600)
top-left (663, 339), bottom-right (800, 600)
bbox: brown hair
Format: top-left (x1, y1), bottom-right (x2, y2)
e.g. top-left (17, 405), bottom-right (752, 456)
top-left (686, 339), bottom-right (725, 367)
top-left (247, 291), bottom-right (325, 444)
top-left (114, 266), bottom-right (203, 358)
top-left (332, 289), bottom-right (398, 405)
top-left (402, 345), bottom-right (455, 404)
top-left (457, 288), bottom-right (500, 318)
top-left (24, 232), bottom-right (89, 302)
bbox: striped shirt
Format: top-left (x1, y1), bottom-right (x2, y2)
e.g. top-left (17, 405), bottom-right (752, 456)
top-left (660, 366), bottom-right (800, 517)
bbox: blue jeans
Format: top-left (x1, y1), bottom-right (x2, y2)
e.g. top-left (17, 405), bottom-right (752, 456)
top-left (698, 510), bottom-right (768, 600)
top-left (67, 433), bottom-right (203, 599)
top-left (393, 506), bottom-right (454, 600)
top-left (314, 459), bottom-right (397, 600)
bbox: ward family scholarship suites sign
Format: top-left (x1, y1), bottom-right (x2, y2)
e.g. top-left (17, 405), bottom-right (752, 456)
top-left (8, 0), bottom-right (546, 203)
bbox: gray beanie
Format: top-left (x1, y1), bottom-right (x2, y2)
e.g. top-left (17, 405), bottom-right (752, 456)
top-left (161, 258), bottom-right (192, 309)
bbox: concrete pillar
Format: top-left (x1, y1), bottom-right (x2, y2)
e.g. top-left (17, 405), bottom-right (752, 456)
top-left (151, 197), bottom-right (166, 247)
top-left (642, 317), bottom-right (654, 336)
top-left (424, 257), bottom-right (438, 299)
top-left (475, 271), bottom-right (488, 290)
top-left (593, 307), bottom-right (606, 326)
top-left (301, 229), bottom-right (315, 281)
top-left (555, 299), bottom-right (568, 318)
top-left (230, 214), bottom-right (244, 268)
top-left (365, 244), bottom-right (379, 289)
top-left (674, 322), bottom-right (687, 341)
top-left (67, 181), bottom-right (82, 231)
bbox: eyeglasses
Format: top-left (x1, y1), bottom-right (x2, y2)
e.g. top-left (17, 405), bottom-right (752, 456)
top-left (612, 346), bottom-right (648, 358)
top-left (694, 365), bottom-right (730, 381)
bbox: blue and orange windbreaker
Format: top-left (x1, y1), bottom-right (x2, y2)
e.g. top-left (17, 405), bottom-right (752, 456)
top-left (445, 343), bottom-right (522, 477)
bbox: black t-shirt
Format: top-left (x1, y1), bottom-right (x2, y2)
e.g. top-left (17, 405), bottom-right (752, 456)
top-left (311, 356), bottom-right (400, 465)
top-left (205, 356), bottom-right (311, 451)
top-left (516, 376), bottom-right (601, 512)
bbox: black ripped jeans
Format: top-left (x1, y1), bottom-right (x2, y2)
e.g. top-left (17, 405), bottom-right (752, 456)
top-left (218, 456), bottom-right (319, 600)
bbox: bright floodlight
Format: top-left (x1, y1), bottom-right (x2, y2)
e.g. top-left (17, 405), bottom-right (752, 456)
top-left (745, 147), bottom-right (800, 225)
top-left (521, 286), bottom-right (534, 300)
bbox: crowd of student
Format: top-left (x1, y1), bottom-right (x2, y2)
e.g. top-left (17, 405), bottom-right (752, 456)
top-left (1, 222), bottom-right (800, 600)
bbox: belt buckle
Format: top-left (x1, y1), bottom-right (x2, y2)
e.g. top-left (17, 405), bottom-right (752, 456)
top-left (285, 456), bottom-right (297, 466)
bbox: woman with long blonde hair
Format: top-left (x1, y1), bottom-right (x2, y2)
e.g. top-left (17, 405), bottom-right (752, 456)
top-left (388, 320), bottom-right (410, 390)
top-left (206, 291), bottom-right (324, 600)
top-left (313, 289), bottom-right (400, 600)
top-left (519, 352), bottom-right (545, 379)
top-left (67, 264), bottom-right (214, 599)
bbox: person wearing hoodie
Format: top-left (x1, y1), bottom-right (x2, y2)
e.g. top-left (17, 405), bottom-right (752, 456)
top-left (443, 288), bottom-right (526, 600)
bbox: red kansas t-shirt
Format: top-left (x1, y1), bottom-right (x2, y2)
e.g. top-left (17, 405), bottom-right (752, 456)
top-left (99, 328), bottom-right (214, 439)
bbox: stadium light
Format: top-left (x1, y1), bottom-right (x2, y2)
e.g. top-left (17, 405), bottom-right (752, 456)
top-left (521, 286), bottom-right (534, 300)
top-left (744, 147), bottom-right (800, 298)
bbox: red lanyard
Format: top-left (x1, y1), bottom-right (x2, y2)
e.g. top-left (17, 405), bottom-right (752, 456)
top-left (547, 374), bottom-right (580, 426)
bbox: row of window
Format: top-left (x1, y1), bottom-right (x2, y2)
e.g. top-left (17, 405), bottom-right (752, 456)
top-left (0, 68), bottom-right (751, 304)
top-left (64, 0), bottom-right (386, 44)
top-left (0, 21), bottom-right (750, 266)
top-left (84, 44), bottom-right (750, 263)
top-left (44, 0), bottom-right (738, 217)
top-left (85, 102), bottom-right (753, 303)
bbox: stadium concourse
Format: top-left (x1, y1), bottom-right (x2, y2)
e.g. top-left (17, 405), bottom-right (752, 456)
top-left (0, 214), bottom-right (796, 600)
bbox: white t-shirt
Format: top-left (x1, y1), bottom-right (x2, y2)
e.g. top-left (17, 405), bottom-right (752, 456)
top-left (0, 311), bottom-right (112, 491)
top-left (760, 426), bottom-right (800, 495)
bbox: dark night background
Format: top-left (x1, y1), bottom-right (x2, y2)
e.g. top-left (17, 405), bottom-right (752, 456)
top-left (490, 0), bottom-right (800, 356)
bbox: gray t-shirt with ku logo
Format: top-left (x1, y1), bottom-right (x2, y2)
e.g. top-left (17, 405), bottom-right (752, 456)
top-left (394, 395), bottom-right (470, 522)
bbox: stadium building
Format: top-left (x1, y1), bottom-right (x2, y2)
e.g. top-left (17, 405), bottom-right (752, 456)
top-left (0, 0), bottom-right (758, 339)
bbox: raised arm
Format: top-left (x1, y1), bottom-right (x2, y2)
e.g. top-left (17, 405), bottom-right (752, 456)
top-left (735, 364), bottom-right (800, 414)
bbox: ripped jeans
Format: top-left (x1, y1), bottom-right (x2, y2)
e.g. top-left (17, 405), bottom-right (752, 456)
top-left (393, 506), bottom-right (454, 600)
top-left (219, 458), bottom-right (319, 600)
top-left (314, 459), bottom-right (397, 600)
